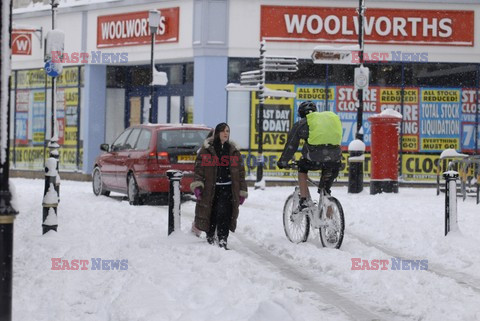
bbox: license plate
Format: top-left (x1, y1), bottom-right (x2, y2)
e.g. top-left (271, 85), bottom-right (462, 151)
top-left (177, 155), bottom-right (196, 163)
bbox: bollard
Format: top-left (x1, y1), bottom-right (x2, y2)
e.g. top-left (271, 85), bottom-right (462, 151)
top-left (444, 171), bottom-right (459, 236)
top-left (166, 170), bottom-right (183, 235)
top-left (42, 143), bottom-right (60, 234)
top-left (348, 139), bottom-right (365, 193)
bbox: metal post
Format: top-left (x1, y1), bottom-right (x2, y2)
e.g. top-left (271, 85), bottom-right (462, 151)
top-left (255, 41), bottom-right (266, 190)
top-left (356, 0), bottom-right (365, 141)
top-left (475, 65), bottom-right (479, 155)
top-left (50, 0), bottom-right (58, 135)
top-left (166, 170), bottom-right (183, 235)
top-left (0, 1), bottom-right (19, 320)
top-left (43, 0), bottom-right (61, 234)
top-left (348, 0), bottom-right (366, 194)
top-left (149, 31), bottom-right (154, 123)
top-left (399, 63), bottom-right (405, 178)
top-left (444, 171), bottom-right (459, 236)
top-left (148, 10), bottom-right (160, 124)
top-left (42, 153), bottom-right (59, 234)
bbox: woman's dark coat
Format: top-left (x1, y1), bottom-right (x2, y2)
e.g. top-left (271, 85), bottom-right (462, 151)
top-left (190, 137), bottom-right (248, 232)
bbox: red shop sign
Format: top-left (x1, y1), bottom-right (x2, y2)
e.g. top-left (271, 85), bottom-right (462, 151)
top-left (261, 6), bottom-right (474, 46)
top-left (12, 31), bottom-right (32, 55)
top-left (97, 7), bottom-right (179, 48)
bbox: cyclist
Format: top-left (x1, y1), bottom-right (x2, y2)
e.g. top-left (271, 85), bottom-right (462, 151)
top-left (277, 101), bottom-right (342, 211)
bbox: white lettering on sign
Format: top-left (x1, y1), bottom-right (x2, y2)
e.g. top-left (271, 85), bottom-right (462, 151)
top-left (100, 17), bottom-right (166, 41)
top-left (283, 14), bottom-right (452, 38)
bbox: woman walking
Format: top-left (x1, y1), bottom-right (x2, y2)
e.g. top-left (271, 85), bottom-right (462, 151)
top-left (190, 123), bottom-right (248, 249)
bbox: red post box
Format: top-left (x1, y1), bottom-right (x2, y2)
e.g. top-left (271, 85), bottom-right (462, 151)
top-left (368, 109), bottom-right (403, 194)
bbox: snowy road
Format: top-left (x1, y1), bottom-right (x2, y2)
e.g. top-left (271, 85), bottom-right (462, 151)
top-left (10, 178), bottom-right (480, 321)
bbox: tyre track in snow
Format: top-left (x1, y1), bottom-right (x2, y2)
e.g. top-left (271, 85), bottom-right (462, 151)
top-left (233, 233), bottom-right (410, 321)
top-left (348, 232), bottom-right (480, 294)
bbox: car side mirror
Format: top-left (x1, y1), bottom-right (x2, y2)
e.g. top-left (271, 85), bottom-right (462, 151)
top-left (100, 143), bottom-right (110, 152)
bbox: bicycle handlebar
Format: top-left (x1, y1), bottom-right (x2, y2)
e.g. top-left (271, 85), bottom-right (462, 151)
top-left (286, 160), bottom-right (299, 169)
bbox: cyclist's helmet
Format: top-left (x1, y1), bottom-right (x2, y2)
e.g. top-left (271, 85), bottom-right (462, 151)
top-left (298, 101), bottom-right (317, 118)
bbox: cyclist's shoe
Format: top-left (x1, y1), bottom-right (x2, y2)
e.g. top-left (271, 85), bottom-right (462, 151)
top-left (297, 198), bottom-right (314, 213)
top-left (297, 198), bottom-right (308, 213)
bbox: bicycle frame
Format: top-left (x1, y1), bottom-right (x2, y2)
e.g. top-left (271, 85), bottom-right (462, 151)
top-left (293, 177), bottom-right (331, 229)
top-left (283, 160), bottom-right (345, 248)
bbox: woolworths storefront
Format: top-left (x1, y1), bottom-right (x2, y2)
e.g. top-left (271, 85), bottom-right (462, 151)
top-left (224, 2), bottom-right (480, 182)
top-left (10, 0), bottom-right (480, 183)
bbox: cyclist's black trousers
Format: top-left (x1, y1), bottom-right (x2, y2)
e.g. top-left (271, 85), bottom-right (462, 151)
top-left (299, 159), bottom-right (341, 194)
top-left (207, 185), bottom-right (233, 243)
top-left (319, 162), bottom-right (341, 194)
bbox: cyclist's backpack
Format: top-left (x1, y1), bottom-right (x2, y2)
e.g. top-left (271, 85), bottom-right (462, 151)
top-left (306, 111), bottom-right (342, 146)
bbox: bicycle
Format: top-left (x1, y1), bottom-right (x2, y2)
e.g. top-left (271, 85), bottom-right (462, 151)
top-left (282, 161), bottom-right (345, 249)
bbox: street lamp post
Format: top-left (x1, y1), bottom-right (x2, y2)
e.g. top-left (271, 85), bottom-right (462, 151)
top-left (356, 0), bottom-right (365, 141)
top-left (148, 10), bottom-right (160, 124)
top-left (1, 1), bottom-right (19, 320)
top-left (42, 0), bottom-right (63, 234)
top-left (347, 0), bottom-right (367, 194)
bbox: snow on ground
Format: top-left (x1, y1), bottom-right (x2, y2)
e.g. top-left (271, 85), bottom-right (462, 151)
top-left (9, 177), bottom-right (480, 321)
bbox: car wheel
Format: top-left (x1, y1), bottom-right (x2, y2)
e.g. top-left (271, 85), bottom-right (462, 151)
top-left (92, 167), bottom-right (110, 196)
top-left (127, 174), bottom-right (141, 205)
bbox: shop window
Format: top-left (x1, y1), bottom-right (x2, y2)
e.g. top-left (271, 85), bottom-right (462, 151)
top-left (228, 58), bottom-right (327, 85)
top-left (364, 63), bottom-right (402, 86)
top-left (184, 96), bottom-right (194, 123)
top-left (130, 67), bottom-right (150, 87)
top-left (185, 63), bottom-right (194, 84)
top-left (107, 66), bottom-right (127, 88)
top-left (168, 65), bottom-right (183, 85)
top-left (406, 63), bottom-right (477, 88)
top-left (228, 58), bottom-right (259, 83)
top-left (157, 96), bottom-right (168, 123)
top-left (327, 64), bottom-right (356, 85)
top-left (170, 96), bottom-right (181, 123)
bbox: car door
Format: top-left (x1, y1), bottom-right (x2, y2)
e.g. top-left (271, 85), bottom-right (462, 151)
top-left (116, 128), bottom-right (141, 191)
top-left (103, 128), bottom-right (131, 189)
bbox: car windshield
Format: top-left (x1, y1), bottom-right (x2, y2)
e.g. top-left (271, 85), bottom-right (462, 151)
top-left (158, 129), bottom-right (211, 150)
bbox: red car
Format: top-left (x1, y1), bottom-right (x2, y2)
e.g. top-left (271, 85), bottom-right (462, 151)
top-left (92, 124), bottom-right (212, 205)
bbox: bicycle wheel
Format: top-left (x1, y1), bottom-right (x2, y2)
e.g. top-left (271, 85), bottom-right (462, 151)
top-left (283, 192), bottom-right (310, 243)
top-left (319, 196), bottom-right (345, 249)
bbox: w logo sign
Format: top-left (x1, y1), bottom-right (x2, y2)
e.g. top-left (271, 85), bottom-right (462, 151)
top-left (12, 32), bottom-right (32, 55)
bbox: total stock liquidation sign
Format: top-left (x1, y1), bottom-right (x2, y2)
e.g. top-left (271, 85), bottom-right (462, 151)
top-left (249, 84), bottom-right (480, 155)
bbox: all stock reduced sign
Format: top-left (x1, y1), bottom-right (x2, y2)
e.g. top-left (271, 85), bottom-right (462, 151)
top-left (246, 83), bottom-right (479, 181)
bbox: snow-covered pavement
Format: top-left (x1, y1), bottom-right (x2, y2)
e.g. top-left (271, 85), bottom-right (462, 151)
top-left (9, 178), bottom-right (480, 321)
